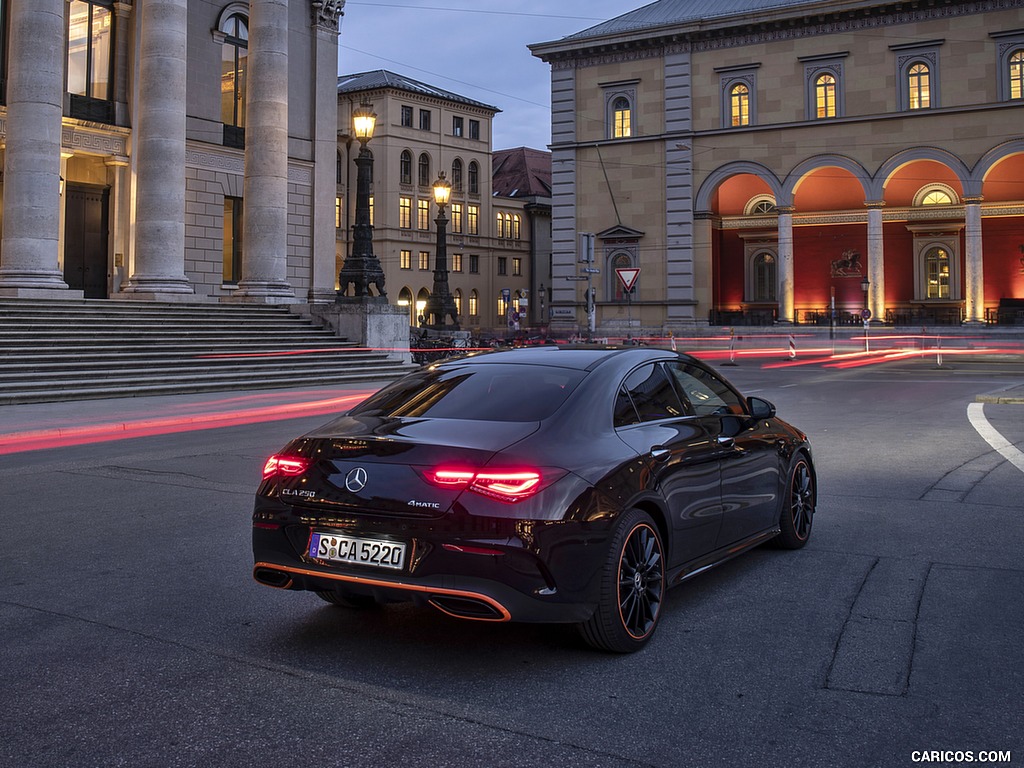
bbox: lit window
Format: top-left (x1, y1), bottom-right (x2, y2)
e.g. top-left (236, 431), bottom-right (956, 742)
top-left (68, 0), bottom-right (115, 105)
top-left (512, 215), bottom-right (521, 240)
top-left (469, 290), bottom-right (479, 316)
top-left (451, 203), bottom-right (463, 234)
top-left (1011, 50), bottom-right (1024, 99)
top-left (496, 212), bottom-right (505, 238)
top-left (512, 258), bottom-right (522, 276)
top-left (368, 196), bottom-right (374, 226)
top-left (223, 197), bottom-right (243, 284)
top-left (419, 251), bottom-right (430, 270)
top-left (400, 250), bottom-right (412, 270)
top-left (467, 205), bottom-right (479, 235)
top-left (399, 197), bottom-right (411, 229)
top-left (418, 199), bottom-right (430, 230)
top-left (612, 96), bottom-right (631, 138)
top-left (908, 63), bottom-right (931, 109)
top-left (922, 190), bottom-right (953, 206)
top-left (454, 290), bottom-right (462, 316)
top-left (816, 74), bottom-right (836, 118)
top-left (925, 248), bottom-right (950, 299)
top-left (217, 11), bottom-right (247, 134)
top-left (730, 83), bottom-right (750, 127)
top-left (335, 197), bottom-right (342, 229)
top-left (452, 253), bottom-right (463, 272)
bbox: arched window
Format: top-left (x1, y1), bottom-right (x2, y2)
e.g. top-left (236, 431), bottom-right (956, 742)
top-left (752, 252), bottom-right (777, 302)
top-left (612, 96), bottom-right (632, 138)
top-left (496, 212), bottom-right (505, 238)
top-left (398, 287), bottom-right (415, 325)
top-left (913, 185), bottom-right (957, 207)
top-left (512, 214), bottom-right (521, 240)
top-left (418, 153), bottom-right (430, 187)
top-left (1011, 50), bottom-right (1024, 100)
top-left (815, 73), bottom-right (836, 118)
top-left (744, 195), bottom-right (777, 216)
top-left (468, 290), bottom-right (479, 317)
top-left (611, 252), bottom-right (633, 301)
top-left (468, 161), bottom-right (479, 195)
top-left (908, 63), bottom-right (931, 109)
top-left (730, 83), bottom-right (750, 127)
top-left (451, 159), bottom-right (463, 191)
top-left (400, 150), bottom-right (412, 185)
top-left (454, 289), bottom-right (462, 317)
top-left (220, 12), bottom-right (248, 130)
top-left (924, 247), bottom-right (950, 299)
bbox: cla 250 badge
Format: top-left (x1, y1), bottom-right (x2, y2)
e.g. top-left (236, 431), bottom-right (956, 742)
top-left (282, 488), bottom-right (317, 499)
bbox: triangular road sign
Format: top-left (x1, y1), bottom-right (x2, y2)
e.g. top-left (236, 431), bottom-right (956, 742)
top-left (615, 267), bottom-right (640, 292)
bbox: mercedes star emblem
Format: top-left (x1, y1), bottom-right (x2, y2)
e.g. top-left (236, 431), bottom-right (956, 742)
top-left (345, 467), bottom-right (368, 493)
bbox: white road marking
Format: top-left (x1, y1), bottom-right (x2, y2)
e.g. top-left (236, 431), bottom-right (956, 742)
top-left (967, 402), bottom-right (1024, 475)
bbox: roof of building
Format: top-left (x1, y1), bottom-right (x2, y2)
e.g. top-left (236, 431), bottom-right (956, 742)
top-left (336, 70), bottom-right (500, 113)
top-left (558, 0), bottom-right (848, 42)
top-left (492, 147), bottom-right (552, 199)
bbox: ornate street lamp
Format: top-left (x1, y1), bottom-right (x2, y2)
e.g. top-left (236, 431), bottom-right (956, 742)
top-left (338, 101), bottom-right (386, 300)
top-left (421, 171), bottom-right (460, 329)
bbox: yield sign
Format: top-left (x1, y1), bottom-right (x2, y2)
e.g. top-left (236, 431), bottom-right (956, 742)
top-left (615, 267), bottom-right (640, 292)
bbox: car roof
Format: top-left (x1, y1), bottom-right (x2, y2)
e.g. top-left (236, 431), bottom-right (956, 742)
top-left (438, 345), bottom-right (695, 372)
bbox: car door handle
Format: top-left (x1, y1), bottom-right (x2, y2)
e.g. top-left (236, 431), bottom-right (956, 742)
top-left (717, 436), bottom-right (735, 448)
top-left (650, 446), bottom-right (671, 462)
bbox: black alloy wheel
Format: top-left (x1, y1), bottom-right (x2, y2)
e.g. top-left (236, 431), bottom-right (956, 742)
top-left (579, 509), bottom-right (665, 653)
top-left (774, 455), bottom-right (815, 549)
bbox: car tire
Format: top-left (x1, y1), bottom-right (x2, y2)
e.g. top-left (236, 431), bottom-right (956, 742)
top-left (578, 508), bottom-right (665, 653)
top-left (315, 589), bottom-right (377, 609)
top-left (773, 454), bottom-right (816, 550)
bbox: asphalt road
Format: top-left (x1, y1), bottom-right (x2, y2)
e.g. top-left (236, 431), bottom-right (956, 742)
top-left (1, 357), bottom-right (1022, 768)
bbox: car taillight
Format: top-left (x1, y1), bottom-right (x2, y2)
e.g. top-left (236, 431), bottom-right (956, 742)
top-left (263, 455), bottom-right (309, 479)
top-left (424, 468), bottom-right (544, 503)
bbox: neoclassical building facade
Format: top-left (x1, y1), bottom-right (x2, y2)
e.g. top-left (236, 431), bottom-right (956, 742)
top-left (530, 0), bottom-right (1024, 330)
top-left (0, 0), bottom-right (344, 304)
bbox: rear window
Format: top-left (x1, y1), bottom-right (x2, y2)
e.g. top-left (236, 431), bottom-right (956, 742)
top-left (350, 363), bottom-right (586, 422)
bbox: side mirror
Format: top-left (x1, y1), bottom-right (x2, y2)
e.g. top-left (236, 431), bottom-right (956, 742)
top-left (747, 396), bottom-right (776, 420)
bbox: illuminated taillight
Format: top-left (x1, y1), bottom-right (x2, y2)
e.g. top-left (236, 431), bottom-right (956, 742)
top-left (263, 455), bottom-right (309, 479)
top-left (424, 468), bottom-right (544, 503)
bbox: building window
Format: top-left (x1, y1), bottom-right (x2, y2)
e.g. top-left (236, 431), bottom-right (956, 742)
top-left (497, 257), bottom-right (507, 276)
top-left (451, 202), bottom-right (463, 234)
top-left (908, 63), bottom-right (931, 109)
top-left (419, 109), bottom-right (431, 131)
top-left (1011, 50), bottom-right (1024, 99)
top-left (751, 253), bottom-right (777, 302)
top-left (730, 83), bottom-right (750, 126)
top-left (401, 105), bottom-right (413, 127)
top-left (419, 251), bottom-right (430, 270)
top-left (745, 195), bottom-right (777, 215)
top-left (400, 150), bottom-right (412, 185)
top-left (453, 116), bottom-right (463, 137)
top-left (335, 196), bottom-right (342, 229)
top-left (400, 250), bottom-right (412, 270)
top-left (399, 197), bottom-right (412, 229)
top-left (469, 255), bottom-right (479, 274)
top-left (68, 0), bottom-right (115, 122)
top-left (612, 96), bottom-right (632, 138)
top-left (924, 247), bottom-right (950, 299)
top-left (469, 120), bottom-right (480, 140)
top-left (468, 161), bottom-right (479, 195)
top-left (454, 289), bottom-right (462, 317)
top-left (469, 290), bottom-right (479, 316)
top-left (511, 214), bottom-right (521, 240)
top-left (223, 197), bottom-right (243, 284)
top-left (417, 199), bottom-right (430, 230)
top-left (218, 11), bottom-right (248, 143)
top-left (815, 74), bottom-right (836, 118)
top-left (452, 253), bottom-right (463, 272)
top-left (418, 153), bottom-right (430, 187)
top-left (512, 258), bottom-right (522, 276)
top-left (369, 195), bottom-right (374, 226)
top-left (452, 159), bottom-right (463, 191)
top-left (467, 205), bottom-right (479, 235)
top-left (496, 212), bottom-right (505, 238)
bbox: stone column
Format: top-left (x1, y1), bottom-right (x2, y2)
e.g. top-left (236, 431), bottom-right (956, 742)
top-left (232, 0), bottom-right (294, 302)
top-left (125, 0), bottom-right (193, 297)
top-left (309, 1), bottom-right (346, 303)
top-left (777, 207), bottom-right (795, 324)
top-left (0, 0), bottom-right (71, 296)
top-left (963, 197), bottom-right (985, 325)
top-left (866, 202), bottom-right (885, 322)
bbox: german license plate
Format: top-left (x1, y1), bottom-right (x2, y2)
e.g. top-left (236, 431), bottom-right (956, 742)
top-left (309, 532), bottom-right (406, 571)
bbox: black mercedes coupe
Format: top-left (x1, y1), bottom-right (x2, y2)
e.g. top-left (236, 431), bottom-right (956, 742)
top-left (252, 346), bottom-right (816, 652)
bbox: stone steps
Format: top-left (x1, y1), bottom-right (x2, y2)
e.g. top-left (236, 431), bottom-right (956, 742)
top-left (0, 298), bottom-right (416, 404)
